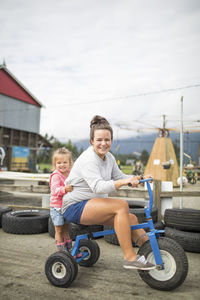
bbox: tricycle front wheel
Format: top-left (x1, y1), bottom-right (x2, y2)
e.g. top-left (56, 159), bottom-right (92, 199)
top-left (137, 237), bottom-right (188, 291)
top-left (45, 252), bottom-right (78, 287)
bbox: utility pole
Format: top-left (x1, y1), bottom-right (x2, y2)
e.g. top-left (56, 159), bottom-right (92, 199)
top-left (180, 96), bottom-right (183, 208)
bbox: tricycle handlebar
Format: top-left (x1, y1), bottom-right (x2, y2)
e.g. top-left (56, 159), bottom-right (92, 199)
top-left (128, 178), bottom-right (153, 215)
top-left (128, 178), bottom-right (153, 186)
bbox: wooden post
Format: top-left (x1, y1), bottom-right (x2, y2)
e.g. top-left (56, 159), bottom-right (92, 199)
top-left (153, 180), bottom-right (161, 221)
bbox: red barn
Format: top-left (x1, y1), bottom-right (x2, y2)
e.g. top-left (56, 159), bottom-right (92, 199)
top-left (0, 62), bottom-right (51, 172)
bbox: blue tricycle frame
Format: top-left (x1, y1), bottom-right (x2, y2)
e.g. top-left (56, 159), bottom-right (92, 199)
top-left (45, 179), bottom-right (188, 291)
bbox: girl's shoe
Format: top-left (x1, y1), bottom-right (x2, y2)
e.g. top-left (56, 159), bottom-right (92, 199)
top-left (64, 239), bottom-right (73, 252)
top-left (64, 239), bottom-right (82, 258)
top-left (56, 241), bottom-right (68, 252)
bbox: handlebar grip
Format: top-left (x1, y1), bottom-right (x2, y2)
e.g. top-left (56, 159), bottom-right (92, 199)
top-left (140, 178), bottom-right (153, 184)
top-left (127, 178), bottom-right (153, 187)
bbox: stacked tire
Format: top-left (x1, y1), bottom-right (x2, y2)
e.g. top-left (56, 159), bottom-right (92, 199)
top-left (164, 208), bottom-right (200, 253)
top-left (0, 206), bottom-right (12, 228)
top-left (2, 209), bottom-right (49, 234)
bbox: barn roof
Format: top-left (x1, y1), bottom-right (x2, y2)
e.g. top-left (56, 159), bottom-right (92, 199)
top-left (0, 64), bottom-right (43, 107)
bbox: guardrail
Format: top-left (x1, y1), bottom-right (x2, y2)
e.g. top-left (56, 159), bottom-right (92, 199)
top-left (0, 175), bottom-right (199, 220)
top-left (110, 180), bottom-right (200, 220)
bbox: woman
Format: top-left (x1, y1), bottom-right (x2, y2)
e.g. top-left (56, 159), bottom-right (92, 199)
top-left (62, 115), bottom-right (155, 270)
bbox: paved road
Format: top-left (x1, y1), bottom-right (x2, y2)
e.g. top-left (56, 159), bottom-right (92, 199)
top-left (0, 230), bottom-right (199, 300)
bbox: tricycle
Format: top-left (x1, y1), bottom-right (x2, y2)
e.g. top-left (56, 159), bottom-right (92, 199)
top-left (45, 179), bottom-right (188, 291)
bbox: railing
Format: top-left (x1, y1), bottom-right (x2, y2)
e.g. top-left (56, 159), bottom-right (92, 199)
top-left (109, 180), bottom-right (200, 220)
top-left (0, 176), bottom-right (199, 218)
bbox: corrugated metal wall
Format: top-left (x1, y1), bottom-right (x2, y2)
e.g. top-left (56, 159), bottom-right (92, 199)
top-left (0, 94), bottom-right (40, 133)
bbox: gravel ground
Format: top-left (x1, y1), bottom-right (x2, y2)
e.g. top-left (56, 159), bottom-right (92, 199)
top-left (0, 230), bottom-right (199, 300)
top-left (0, 181), bottom-right (199, 300)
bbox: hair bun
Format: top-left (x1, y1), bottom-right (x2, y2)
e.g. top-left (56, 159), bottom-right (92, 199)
top-left (90, 115), bottom-right (109, 128)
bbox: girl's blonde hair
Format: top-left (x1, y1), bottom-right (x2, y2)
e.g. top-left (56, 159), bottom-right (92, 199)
top-left (52, 148), bottom-right (73, 169)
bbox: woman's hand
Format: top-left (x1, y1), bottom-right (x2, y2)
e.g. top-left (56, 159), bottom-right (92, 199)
top-left (128, 176), bottom-right (140, 188)
top-left (128, 174), bottom-right (153, 187)
top-left (115, 175), bottom-right (153, 190)
top-left (143, 174), bottom-right (153, 182)
top-left (65, 185), bottom-right (73, 193)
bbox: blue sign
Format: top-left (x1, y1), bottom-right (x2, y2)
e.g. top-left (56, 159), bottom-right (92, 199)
top-left (12, 146), bottom-right (30, 158)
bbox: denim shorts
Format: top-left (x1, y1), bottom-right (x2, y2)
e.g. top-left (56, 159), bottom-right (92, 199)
top-left (50, 207), bottom-right (69, 226)
top-left (63, 200), bottom-right (88, 224)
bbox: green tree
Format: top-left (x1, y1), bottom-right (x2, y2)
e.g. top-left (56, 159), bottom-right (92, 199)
top-left (37, 135), bottom-right (81, 165)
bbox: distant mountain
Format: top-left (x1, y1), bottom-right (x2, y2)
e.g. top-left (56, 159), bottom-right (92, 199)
top-left (73, 132), bottom-right (200, 164)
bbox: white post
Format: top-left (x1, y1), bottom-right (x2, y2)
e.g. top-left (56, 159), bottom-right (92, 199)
top-left (180, 96), bottom-right (183, 208)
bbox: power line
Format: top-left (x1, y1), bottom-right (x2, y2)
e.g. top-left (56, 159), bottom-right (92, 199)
top-left (1, 82), bottom-right (200, 112)
top-left (47, 82), bottom-right (200, 107)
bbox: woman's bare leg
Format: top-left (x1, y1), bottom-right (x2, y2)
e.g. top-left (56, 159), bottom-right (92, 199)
top-left (128, 214), bottom-right (149, 247)
top-left (103, 213), bottom-right (148, 247)
top-left (80, 198), bottom-right (143, 261)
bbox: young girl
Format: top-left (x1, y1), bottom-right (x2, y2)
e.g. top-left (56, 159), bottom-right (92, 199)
top-left (49, 147), bottom-right (73, 252)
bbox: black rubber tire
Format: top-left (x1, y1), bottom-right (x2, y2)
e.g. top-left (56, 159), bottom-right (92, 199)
top-left (103, 224), bottom-right (137, 246)
top-left (164, 208), bottom-right (200, 232)
top-left (165, 227), bottom-right (200, 253)
top-left (78, 239), bottom-right (100, 267)
top-left (2, 209), bottom-right (49, 234)
top-left (103, 225), bottom-right (122, 246)
top-left (152, 220), bottom-right (165, 230)
top-left (48, 217), bottom-right (55, 238)
top-left (69, 223), bottom-right (103, 240)
top-left (137, 237), bottom-right (188, 291)
top-left (0, 206), bottom-right (12, 228)
top-left (145, 220), bottom-right (165, 232)
top-left (129, 206), bottom-right (158, 223)
top-left (45, 252), bottom-right (78, 287)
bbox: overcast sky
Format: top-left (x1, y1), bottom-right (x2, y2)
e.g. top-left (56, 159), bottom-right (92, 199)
top-left (1, 0), bottom-right (200, 142)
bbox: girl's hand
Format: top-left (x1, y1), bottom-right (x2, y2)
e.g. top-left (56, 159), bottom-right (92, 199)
top-left (65, 185), bottom-right (73, 193)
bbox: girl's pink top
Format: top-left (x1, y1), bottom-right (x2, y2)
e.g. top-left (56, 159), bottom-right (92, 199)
top-left (49, 169), bottom-right (69, 208)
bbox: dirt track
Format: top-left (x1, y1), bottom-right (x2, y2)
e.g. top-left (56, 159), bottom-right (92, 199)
top-left (0, 229), bottom-right (200, 300)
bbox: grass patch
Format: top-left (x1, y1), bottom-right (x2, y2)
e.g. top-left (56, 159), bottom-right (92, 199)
top-left (38, 163), bottom-right (52, 173)
top-left (120, 165), bottom-right (133, 175)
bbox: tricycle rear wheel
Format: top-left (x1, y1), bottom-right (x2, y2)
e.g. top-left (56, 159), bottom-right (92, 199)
top-left (137, 237), bottom-right (188, 291)
top-left (78, 239), bottom-right (100, 267)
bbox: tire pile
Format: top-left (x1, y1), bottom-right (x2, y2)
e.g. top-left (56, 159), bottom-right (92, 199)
top-left (103, 201), bottom-right (200, 253)
top-left (0, 205), bottom-right (103, 239)
top-left (1, 204), bottom-right (199, 254)
top-left (164, 208), bottom-right (200, 253)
